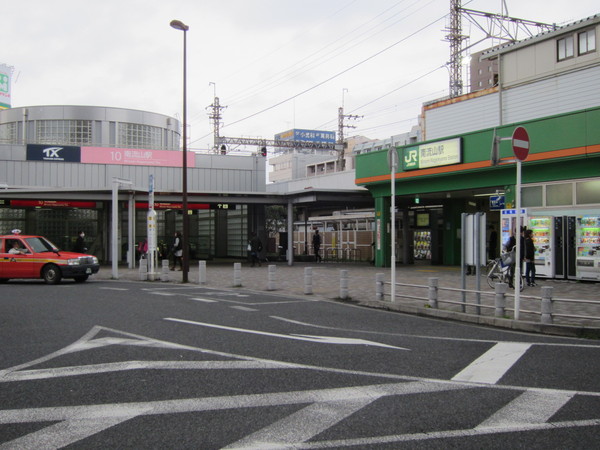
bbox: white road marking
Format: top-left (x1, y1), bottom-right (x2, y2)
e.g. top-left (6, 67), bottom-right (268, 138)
top-left (230, 306), bottom-right (258, 312)
top-left (190, 297), bottom-right (218, 303)
top-left (477, 389), bottom-right (575, 429)
top-left (165, 317), bottom-right (409, 350)
top-left (98, 287), bottom-right (129, 291)
top-left (150, 291), bottom-right (178, 296)
top-left (451, 342), bottom-right (532, 384)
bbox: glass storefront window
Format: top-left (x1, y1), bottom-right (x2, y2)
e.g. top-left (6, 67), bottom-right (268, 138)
top-left (576, 180), bottom-right (600, 204)
top-left (522, 186), bottom-right (543, 207)
top-left (547, 183), bottom-right (573, 206)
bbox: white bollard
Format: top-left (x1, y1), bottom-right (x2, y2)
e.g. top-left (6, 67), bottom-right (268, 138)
top-left (340, 269), bottom-right (348, 300)
top-left (428, 277), bottom-right (439, 308)
top-left (541, 286), bottom-right (553, 324)
top-left (267, 265), bottom-right (277, 291)
top-left (233, 262), bottom-right (242, 287)
top-left (494, 282), bottom-right (508, 317)
top-left (161, 259), bottom-right (170, 282)
top-left (375, 273), bottom-right (385, 301)
top-left (198, 260), bottom-right (207, 284)
top-left (304, 267), bottom-right (313, 295)
top-left (138, 258), bottom-right (148, 281)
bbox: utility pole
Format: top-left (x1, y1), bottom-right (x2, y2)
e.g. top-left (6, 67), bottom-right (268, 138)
top-left (337, 106), bottom-right (361, 171)
top-left (207, 84), bottom-right (227, 153)
top-left (445, 0), bottom-right (556, 98)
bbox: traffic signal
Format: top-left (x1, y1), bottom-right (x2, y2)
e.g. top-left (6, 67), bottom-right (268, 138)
top-left (490, 133), bottom-right (500, 166)
top-left (220, 145), bottom-right (227, 155)
top-left (260, 147), bottom-right (267, 157)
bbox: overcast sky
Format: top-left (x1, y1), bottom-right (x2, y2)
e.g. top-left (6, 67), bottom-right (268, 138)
top-left (4, 0), bottom-right (599, 150)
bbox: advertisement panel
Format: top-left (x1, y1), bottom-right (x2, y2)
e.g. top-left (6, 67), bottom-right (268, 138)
top-left (403, 138), bottom-right (461, 171)
top-left (274, 129), bottom-right (336, 143)
top-left (0, 64), bottom-right (11, 109)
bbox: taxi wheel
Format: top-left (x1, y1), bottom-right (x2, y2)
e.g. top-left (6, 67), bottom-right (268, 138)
top-left (0, 279), bottom-right (8, 283)
top-left (42, 264), bottom-right (62, 284)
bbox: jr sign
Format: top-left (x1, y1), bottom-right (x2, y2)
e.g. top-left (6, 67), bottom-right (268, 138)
top-left (403, 138), bottom-right (461, 170)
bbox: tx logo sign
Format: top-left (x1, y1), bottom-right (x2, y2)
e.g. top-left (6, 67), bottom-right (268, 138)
top-left (42, 147), bottom-right (64, 159)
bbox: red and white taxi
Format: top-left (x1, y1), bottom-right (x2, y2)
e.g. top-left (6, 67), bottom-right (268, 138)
top-left (0, 231), bottom-right (100, 284)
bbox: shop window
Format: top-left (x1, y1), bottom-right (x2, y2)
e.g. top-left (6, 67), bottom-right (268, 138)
top-left (547, 183), bottom-right (573, 206)
top-left (522, 186), bottom-right (542, 207)
top-left (557, 35), bottom-right (574, 61)
top-left (578, 29), bottom-right (596, 55)
top-left (576, 180), bottom-right (600, 204)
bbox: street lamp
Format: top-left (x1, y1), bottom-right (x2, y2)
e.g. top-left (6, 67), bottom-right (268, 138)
top-left (170, 19), bottom-right (190, 282)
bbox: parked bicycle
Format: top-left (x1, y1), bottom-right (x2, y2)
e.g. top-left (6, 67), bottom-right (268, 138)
top-left (485, 250), bottom-right (524, 291)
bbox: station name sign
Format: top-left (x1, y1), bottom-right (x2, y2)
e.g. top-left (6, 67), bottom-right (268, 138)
top-left (134, 202), bottom-right (235, 210)
top-left (402, 138), bottom-right (461, 171)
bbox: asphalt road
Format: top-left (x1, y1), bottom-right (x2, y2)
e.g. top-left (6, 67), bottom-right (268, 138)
top-left (1, 278), bottom-right (600, 448)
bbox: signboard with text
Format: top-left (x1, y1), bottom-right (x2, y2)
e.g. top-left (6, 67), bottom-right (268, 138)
top-left (81, 147), bottom-right (195, 168)
top-left (403, 138), bottom-right (461, 171)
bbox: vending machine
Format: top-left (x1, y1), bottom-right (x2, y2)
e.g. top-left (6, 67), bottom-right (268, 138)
top-left (413, 230), bottom-right (432, 260)
top-left (576, 215), bottom-right (600, 281)
top-left (554, 216), bottom-right (577, 280)
top-left (500, 209), bottom-right (527, 251)
top-left (528, 216), bottom-right (553, 278)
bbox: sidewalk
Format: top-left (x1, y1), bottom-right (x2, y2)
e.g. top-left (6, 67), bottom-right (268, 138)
top-left (96, 260), bottom-right (600, 338)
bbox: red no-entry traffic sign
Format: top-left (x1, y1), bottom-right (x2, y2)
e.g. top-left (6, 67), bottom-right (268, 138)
top-left (512, 126), bottom-right (530, 161)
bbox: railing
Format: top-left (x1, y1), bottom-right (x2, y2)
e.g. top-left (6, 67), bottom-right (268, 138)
top-left (324, 247), bottom-right (362, 262)
top-left (375, 275), bottom-right (600, 326)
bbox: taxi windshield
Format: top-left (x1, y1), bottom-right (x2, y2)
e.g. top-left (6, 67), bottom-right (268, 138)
top-left (24, 237), bottom-right (59, 253)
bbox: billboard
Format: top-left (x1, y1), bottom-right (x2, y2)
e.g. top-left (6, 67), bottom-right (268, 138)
top-left (0, 64), bottom-right (12, 109)
top-left (274, 128), bottom-right (336, 143)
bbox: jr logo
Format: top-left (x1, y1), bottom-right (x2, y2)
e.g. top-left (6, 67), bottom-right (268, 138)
top-left (42, 147), bottom-right (63, 158)
top-left (403, 148), bottom-right (419, 169)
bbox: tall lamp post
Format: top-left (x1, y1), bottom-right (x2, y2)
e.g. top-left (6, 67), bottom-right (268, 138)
top-left (170, 19), bottom-right (190, 282)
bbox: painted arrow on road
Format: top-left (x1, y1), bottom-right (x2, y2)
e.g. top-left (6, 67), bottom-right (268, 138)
top-left (165, 318), bottom-right (409, 350)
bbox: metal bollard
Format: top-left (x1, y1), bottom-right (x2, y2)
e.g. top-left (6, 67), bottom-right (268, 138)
top-left (233, 262), bottom-right (242, 287)
top-left (267, 265), bottom-right (277, 291)
top-left (198, 260), bottom-right (207, 285)
top-left (138, 258), bottom-right (148, 281)
top-left (340, 269), bottom-right (348, 300)
top-left (161, 259), bottom-right (170, 282)
top-left (304, 267), bottom-right (313, 295)
top-left (427, 277), bottom-right (439, 308)
top-left (494, 282), bottom-right (508, 317)
top-left (541, 286), bottom-right (553, 324)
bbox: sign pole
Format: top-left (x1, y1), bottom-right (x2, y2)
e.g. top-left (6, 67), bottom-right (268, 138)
top-left (514, 159), bottom-right (522, 320)
top-left (389, 147), bottom-right (397, 303)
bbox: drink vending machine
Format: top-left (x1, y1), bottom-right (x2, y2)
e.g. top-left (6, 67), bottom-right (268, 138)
top-left (576, 215), bottom-right (600, 280)
top-left (554, 216), bottom-right (577, 280)
top-left (528, 216), bottom-right (553, 278)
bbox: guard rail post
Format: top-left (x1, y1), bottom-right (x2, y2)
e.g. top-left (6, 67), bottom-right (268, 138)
top-left (267, 265), bottom-right (277, 291)
top-left (198, 260), bottom-right (207, 285)
top-left (541, 286), bottom-right (554, 324)
top-left (304, 267), bottom-right (313, 295)
top-left (494, 282), bottom-right (508, 317)
top-left (340, 269), bottom-right (348, 300)
top-left (138, 257), bottom-right (148, 281)
top-left (427, 277), bottom-right (439, 308)
top-left (161, 259), bottom-right (170, 282)
top-left (375, 273), bottom-right (385, 301)
top-left (233, 262), bottom-right (242, 287)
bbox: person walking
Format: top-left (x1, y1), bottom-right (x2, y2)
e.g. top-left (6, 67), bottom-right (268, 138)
top-left (249, 232), bottom-right (262, 267)
top-left (170, 231), bottom-right (183, 270)
top-left (312, 229), bottom-right (322, 263)
top-left (73, 231), bottom-right (87, 253)
top-left (524, 229), bottom-right (537, 287)
top-left (488, 224), bottom-right (498, 260)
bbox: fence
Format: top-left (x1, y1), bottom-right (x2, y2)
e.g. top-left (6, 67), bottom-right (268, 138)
top-left (375, 275), bottom-right (600, 327)
top-left (324, 247), bottom-right (362, 263)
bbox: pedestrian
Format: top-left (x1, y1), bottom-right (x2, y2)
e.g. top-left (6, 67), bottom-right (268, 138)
top-left (170, 231), bottom-right (183, 270)
top-left (504, 228), bottom-right (517, 288)
top-left (249, 232), bottom-right (262, 267)
top-left (524, 229), bottom-right (537, 287)
top-left (137, 239), bottom-right (148, 260)
top-left (312, 229), bottom-right (322, 263)
top-left (73, 230), bottom-right (87, 253)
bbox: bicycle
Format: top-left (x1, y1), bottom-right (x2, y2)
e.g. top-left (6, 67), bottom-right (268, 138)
top-left (485, 250), bottom-right (524, 291)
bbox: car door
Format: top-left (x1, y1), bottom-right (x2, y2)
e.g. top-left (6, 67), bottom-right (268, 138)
top-left (1, 238), bottom-right (35, 279)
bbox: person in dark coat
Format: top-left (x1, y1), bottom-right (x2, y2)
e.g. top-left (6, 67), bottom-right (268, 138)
top-left (73, 231), bottom-right (87, 253)
top-left (312, 229), bottom-right (322, 263)
top-left (524, 229), bottom-right (537, 287)
top-left (249, 232), bottom-right (262, 267)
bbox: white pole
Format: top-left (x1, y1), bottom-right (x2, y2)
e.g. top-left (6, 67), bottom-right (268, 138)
top-left (111, 181), bottom-right (119, 279)
top-left (514, 160), bottom-right (522, 320)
